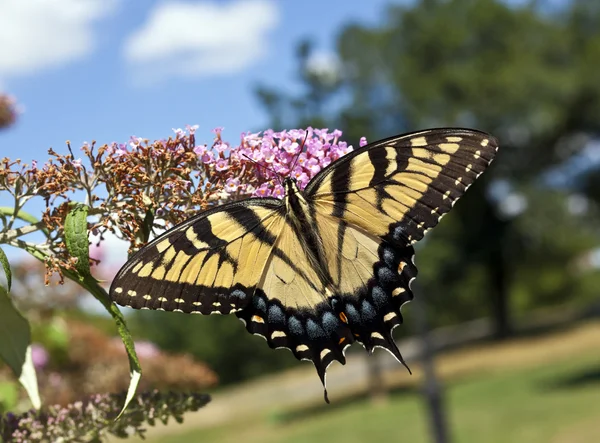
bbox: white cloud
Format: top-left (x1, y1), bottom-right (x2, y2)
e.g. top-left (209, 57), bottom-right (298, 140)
top-left (0, 0), bottom-right (117, 80)
top-left (306, 52), bottom-right (341, 85)
top-left (123, 0), bottom-right (279, 81)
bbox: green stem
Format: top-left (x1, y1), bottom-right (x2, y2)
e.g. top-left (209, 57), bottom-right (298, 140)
top-left (0, 207), bottom-right (50, 236)
top-left (19, 244), bottom-right (141, 384)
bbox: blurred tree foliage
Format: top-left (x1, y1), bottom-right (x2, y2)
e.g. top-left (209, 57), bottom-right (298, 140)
top-left (132, 312), bottom-right (298, 385)
top-left (135, 0), bottom-right (600, 385)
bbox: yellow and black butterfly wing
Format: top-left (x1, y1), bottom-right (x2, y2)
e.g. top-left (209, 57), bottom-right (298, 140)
top-left (310, 211), bottom-right (416, 361)
top-left (110, 196), bottom-right (356, 401)
top-left (307, 128), bottom-right (498, 245)
top-left (304, 128), bottom-right (498, 358)
top-left (235, 222), bottom-right (355, 400)
top-left (110, 199), bottom-right (286, 315)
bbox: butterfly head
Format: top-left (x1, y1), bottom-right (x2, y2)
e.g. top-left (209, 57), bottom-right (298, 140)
top-left (283, 176), bottom-right (300, 196)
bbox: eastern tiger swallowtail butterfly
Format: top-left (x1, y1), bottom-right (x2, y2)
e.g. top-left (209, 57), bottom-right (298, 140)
top-left (109, 128), bottom-right (498, 402)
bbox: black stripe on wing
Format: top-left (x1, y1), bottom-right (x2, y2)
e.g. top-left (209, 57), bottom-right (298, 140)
top-left (306, 128), bottom-right (499, 246)
top-left (109, 198), bottom-right (284, 315)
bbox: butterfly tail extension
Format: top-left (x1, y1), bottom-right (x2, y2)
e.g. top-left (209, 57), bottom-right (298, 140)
top-left (236, 290), bottom-right (355, 402)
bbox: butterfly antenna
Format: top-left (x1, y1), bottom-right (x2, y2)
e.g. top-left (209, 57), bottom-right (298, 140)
top-left (242, 153), bottom-right (283, 185)
top-left (289, 130), bottom-right (309, 173)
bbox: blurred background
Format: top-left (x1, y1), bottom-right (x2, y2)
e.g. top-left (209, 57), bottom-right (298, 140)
top-left (1, 0), bottom-right (600, 442)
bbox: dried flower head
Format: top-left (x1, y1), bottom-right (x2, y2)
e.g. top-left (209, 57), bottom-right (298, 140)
top-left (0, 126), bottom-right (358, 283)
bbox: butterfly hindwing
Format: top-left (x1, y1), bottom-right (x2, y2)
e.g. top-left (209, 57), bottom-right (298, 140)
top-left (110, 199), bottom-right (285, 314)
top-left (235, 225), bottom-right (355, 398)
top-left (311, 211), bottom-right (416, 359)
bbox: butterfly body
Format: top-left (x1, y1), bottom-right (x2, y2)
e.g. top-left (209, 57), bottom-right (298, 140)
top-left (109, 128), bottom-right (498, 402)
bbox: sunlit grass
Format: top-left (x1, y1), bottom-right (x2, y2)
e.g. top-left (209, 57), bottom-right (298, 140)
top-left (153, 351), bottom-right (600, 443)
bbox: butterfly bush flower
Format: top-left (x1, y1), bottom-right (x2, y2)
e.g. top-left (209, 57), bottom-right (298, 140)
top-left (0, 126), bottom-right (359, 282)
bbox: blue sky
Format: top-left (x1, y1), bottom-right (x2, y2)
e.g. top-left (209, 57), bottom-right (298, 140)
top-left (0, 0), bottom-right (412, 263)
top-left (0, 0), bottom-right (410, 164)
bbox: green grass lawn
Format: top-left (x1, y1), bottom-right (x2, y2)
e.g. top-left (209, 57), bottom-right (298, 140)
top-left (154, 354), bottom-right (600, 443)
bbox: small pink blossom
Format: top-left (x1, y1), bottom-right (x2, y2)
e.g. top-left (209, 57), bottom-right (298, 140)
top-left (291, 167), bottom-right (310, 189)
top-left (295, 153), bottom-right (308, 168)
top-left (262, 147), bottom-right (275, 163)
top-left (225, 177), bottom-right (240, 193)
top-left (283, 140), bottom-right (300, 154)
top-left (214, 142), bottom-right (228, 153)
top-left (273, 163), bottom-right (289, 175)
top-left (111, 143), bottom-right (128, 156)
top-left (255, 183), bottom-right (272, 197)
top-left (201, 151), bottom-right (214, 164)
top-left (129, 136), bottom-right (144, 148)
top-left (31, 343), bottom-right (49, 369)
top-left (212, 127), bottom-right (224, 140)
top-left (272, 184), bottom-right (285, 198)
top-left (251, 149), bottom-right (263, 162)
top-left (359, 137), bottom-right (368, 147)
top-left (186, 124), bottom-right (199, 134)
top-left (306, 157), bottom-right (321, 175)
top-left (215, 158), bottom-right (229, 171)
top-left (321, 155), bottom-right (332, 168)
top-left (172, 128), bottom-right (186, 138)
top-left (193, 145), bottom-right (207, 156)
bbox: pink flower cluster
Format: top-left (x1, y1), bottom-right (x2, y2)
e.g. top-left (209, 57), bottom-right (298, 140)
top-left (194, 127), bottom-right (359, 199)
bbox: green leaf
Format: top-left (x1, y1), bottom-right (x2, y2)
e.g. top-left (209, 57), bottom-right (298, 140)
top-left (119, 369), bottom-right (142, 420)
top-left (0, 285), bottom-right (41, 409)
top-left (64, 204), bottom-right (90, 278)
top-left (140, 209), bottom-right (155, 245)
top-left (0, 246), bottom-right (11, 292)
top-left (101, 292), bottom-right (142, 419)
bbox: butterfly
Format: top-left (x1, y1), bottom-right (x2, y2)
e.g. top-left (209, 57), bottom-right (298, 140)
top-left (109, 128), bottom-right (498, 402)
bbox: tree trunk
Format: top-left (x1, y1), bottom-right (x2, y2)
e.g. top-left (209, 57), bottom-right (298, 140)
top-left (489, 244), bottom-right (511, 339)
top-left (486, 208), bottom-right (512, 340)
top-left (414, 287), bottom-right (451, 443)
top-left (366, 352), bottom-right (388, 403)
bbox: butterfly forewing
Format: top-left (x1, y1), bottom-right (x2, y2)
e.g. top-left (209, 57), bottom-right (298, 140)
top-left (299, 128), bottom-right (497, 372)
top-left (110, 199), bottom-right (285, 314)
top-left (307, 128), bottom-right (498, 246)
